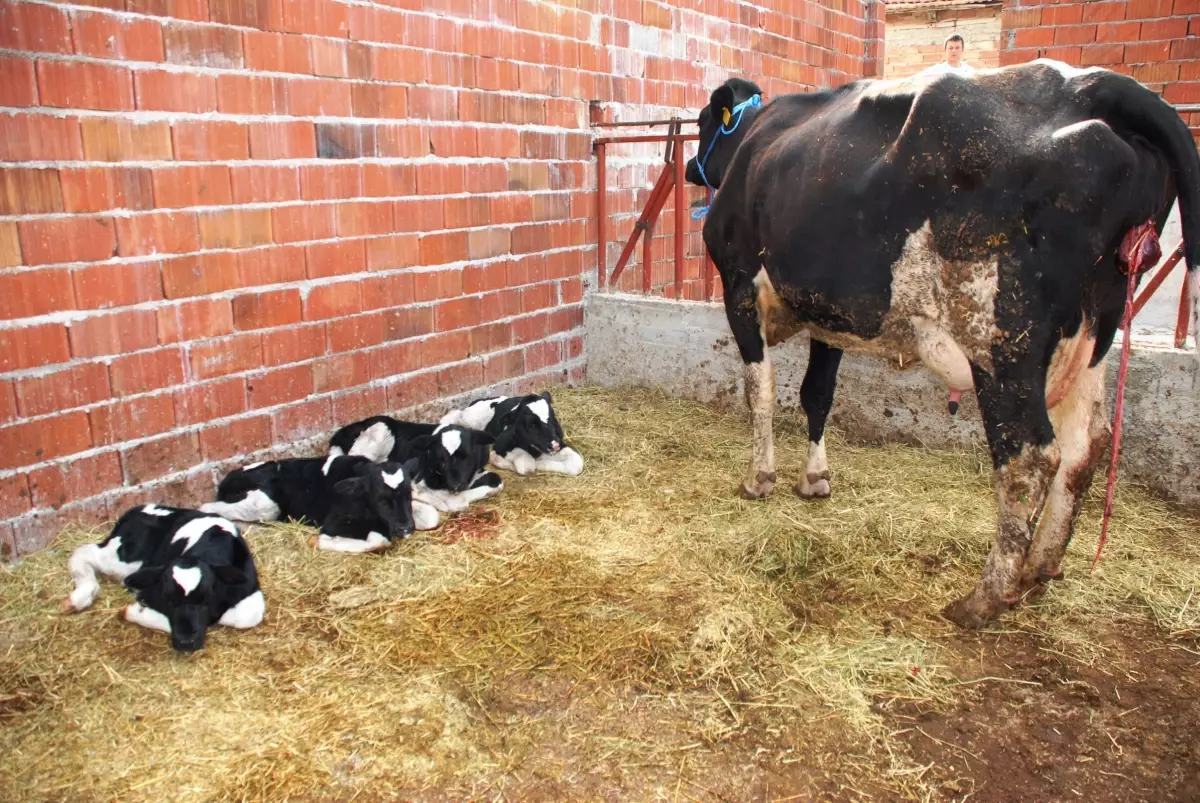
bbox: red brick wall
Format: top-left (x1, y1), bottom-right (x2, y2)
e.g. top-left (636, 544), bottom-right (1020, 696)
top-left (1000, 0), bottom-right (1200, 134)
top-left (0, 0), bottom-right (880, 557)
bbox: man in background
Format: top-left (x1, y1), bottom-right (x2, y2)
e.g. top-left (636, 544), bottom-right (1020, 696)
top-left (920, 33), bottom-right (975, 77)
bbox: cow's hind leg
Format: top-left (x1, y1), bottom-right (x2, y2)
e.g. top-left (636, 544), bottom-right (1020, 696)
top-left (1019, 361), bottom-right (1111, 596)
top-left (795, 340), bottom-right (843, 499)
top-left (944, 364), bottom-right (1060, 629)
top-left (723, 276), bottom-right (776, 499)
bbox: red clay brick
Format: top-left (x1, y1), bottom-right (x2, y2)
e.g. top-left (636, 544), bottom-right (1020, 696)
top-left (69, 309), bottom-right (159, 358)
top-left (1096, 21), bottom-right (1143, 43)
top-left (90, 393), bottom-right (176, 445)
top-left (0, 3), bottom-right (72, 54)
top-left (162, 252), bottom-right (240, 299)
top-left (0, 167), bottom-right (63, 215)
top-left (288, 77), bottom-right (353, 117)
top-left (0, 223), bottom-right (18, 269)
top-left (304, 281), bottom-right (362, 319)
top-left (19, 217), bottom-right (116, 266)
top-left (272, 203), bottom-right (337, 243)
top-left (328, 313), bottom-right (384, 353)
top-left (1053, 25), bottom-right (1097, 46)
top-left (239, 244), bottom-right (307, 285)
top-left (311, 352), bottom-right (369, 393)
top-left (1125, 40), bottom-right (1171, 63)
top-left (109, 348), bottom-right (185, 396)
top-left (191, 332), bottom-right (263, 379)
top-left (164, 22), bottom-right (244, 67)
top-left (336, 202), bottom-right (393, 238)
top-left (351, 83), bottom-right (408, 118)
top-left (217, 74), bottom-right (288, 114)
top-left (300, 163), bottom-right (362, 200)
top-left (200, 414), bottom-right (272, 461)
top-left (366, 233), bottom-right (419, 272)
top-left (306, 239), bottom-right (367, 278)
top-left (172, 120), bottom-right (249, 160)
top-left (1141, 18), bottom-right (1189, 40)
top-left (134, 70), bottom-right (218, 112)
top-left (233, 289), bottom-right (303, 330)
top-left (413, 268), bottom-right (463, 302)
top-left (249, 121), bottom-right (317, 159)
top-left (0, 411), bottom-right (92, 472)
top-left (0, 380), bottom-right (16, 425)
top-left (361, 271), bottom-right (414, 311)
top-left (127, 0), bottom-right (208, 22)
top-left (444, 196), bottom-right (491, 230)
top-left (15, 363), bottom-right (110, 417)
top-left (210, 0), bottom-right (278, 28)
top-left (311, 37), bottom-right (348, 77)
top-left (174, 376), bottom-right (247, 425)
top-left (0, 112), bottom-right (84, 162)
top-left (198, 208), bottom-right (273, 249)
top-left (0, 269), bottom-right (74, 320)
top-left (115, 212), bottom-right (200, 257)
top-left (248, 364), bottom-right (312, 408)
top-left (72, 10), bottom-right (165, 61)
top-left (419, 231), bottom-right (469, 266)
top-left (80, 118), bottom-right (172, 161)
top-left (0, 324), bottom-right (71, 372)
top-left (272, 396), bottom-right (332, 442)
top-left (363, 164), bottom-right (417, 198)
top-left (332, 386), bottom-right (386, 424)
top-left (152, 165), bottom-right (233, 208)
top-left (278, 0), bottom-right (349, 38)
top-left (484, 349), bottom-right (524, 384)
top-left (1082, 2), bottom-right (1126, 23)
top-left (0, 55), bottom-right (37, 107)
top-left (121, 432), bottom-right (202, 485)
top-left (1127, 0), bottom-right (1174, 18)
top-left (156, 298), bottom-right (234, 343)
top-left (28, 452), bottom-right (123, 510)
top-left (262, 323), bottom-right (326, 365)
top-left (231, 166), bottom-right (301, 204)
top-left (59, 167), bottom-right (155, 213)
top-left (73, 261), bottom-right (163, 312)
top-left (393, 198), bottom-right (445, 233)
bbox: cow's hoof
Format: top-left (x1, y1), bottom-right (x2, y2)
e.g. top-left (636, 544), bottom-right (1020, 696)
top-left (738, 471), bottom-right (776, 500)
top-left (117, 605), bottom-right (131, 623)
top-left (794, 473), bottom-right (831, 499)
top-left (59, 597), bottom-right (79, 615)
top-left (941, 596), bottom-right (1001, 630)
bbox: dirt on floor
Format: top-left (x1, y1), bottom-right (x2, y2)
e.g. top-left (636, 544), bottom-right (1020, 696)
top-left (2, 386), bottom-right (1199, 803)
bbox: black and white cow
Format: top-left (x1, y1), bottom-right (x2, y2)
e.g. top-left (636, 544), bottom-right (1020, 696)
top-left (200, 455), bottom-right (433, 552)
top-left (328, 416), bottom-right (504, 512)
top-left (684, 61), bottom-right (1200, 628)
top-left (439, 392), bottom-right (584, 477)
top-left (61, 504), bottom-right (265, 653)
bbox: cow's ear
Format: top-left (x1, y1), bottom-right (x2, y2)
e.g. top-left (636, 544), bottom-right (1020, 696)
top-left (539, 390), bottom-right (553, 404)
top-left (333, 477), bottom-right (369, 498)
top-left (212, 565), bottom-right (248, 587)
top-left (709, 84), bottom-right (735, 121)
top-left (472, 430), bottom-right (496, 447)
top-left (123, 567), bottom-right (162, 591)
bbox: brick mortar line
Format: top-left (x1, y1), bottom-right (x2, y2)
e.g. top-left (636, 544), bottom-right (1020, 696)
top-left (0, 336), bottom-right (586, 482)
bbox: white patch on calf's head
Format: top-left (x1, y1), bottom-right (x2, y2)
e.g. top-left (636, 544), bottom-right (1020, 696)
top-left (526, 398), bottom-right (550, 423)
top-left (440, 429), bottom-right (462, 455)
top-left (172, 565), bottom-right (202, 595)
top-left (143, 504), bottom-right (172, 517)
top-left (381, 468), bottom-right (405, 488)
top-left (322, 454), bottom-right (338, 476)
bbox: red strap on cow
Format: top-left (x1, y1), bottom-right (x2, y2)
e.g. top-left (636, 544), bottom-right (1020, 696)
top-left (1092, 220), bottom-right (1160, 573)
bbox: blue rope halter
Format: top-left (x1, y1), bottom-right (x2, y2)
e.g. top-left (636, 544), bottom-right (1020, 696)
top-left (691, 93), bottom-right (762, 221)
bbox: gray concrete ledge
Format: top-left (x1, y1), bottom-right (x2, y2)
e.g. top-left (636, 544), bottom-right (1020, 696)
top-left (586, 292), bottom-right (1200, 510)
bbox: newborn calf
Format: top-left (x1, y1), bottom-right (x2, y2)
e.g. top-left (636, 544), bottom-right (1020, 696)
top-left (61, 504), bottom-right (265, 653)
top-left (439, 392), bottom-right (583, 477)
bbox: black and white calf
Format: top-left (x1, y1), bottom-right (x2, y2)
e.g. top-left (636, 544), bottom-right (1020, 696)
top-left (328, 416), bottom-right (504, 513)
top-left (61, 504), bottom-right (265, 653)
top-left (438, 392), bottom-right (584, 477)
top-left (200, 455), bottom-right (435, 552)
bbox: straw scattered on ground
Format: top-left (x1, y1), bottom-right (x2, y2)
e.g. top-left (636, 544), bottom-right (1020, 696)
top-left (1, 385), bottom-right (1198, 802)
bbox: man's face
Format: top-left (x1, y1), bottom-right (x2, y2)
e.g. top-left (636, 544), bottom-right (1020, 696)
top-left (946, 39), bottom-right (964, 66)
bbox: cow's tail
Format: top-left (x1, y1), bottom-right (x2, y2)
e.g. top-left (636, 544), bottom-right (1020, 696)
top-left (1084, 71), bottom-right (1200, 350)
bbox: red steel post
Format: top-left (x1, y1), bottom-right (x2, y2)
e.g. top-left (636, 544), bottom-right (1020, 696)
top-left (673, 133), bottom-right (686, 299)
top-left (597, 142), bottom-right (607, 290)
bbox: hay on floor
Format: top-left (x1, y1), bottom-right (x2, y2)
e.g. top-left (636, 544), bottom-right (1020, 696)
top-left (1, 385), bottom-right (1198, 801)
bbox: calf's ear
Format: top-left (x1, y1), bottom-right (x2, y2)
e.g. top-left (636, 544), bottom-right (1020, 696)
top-left (333, 477), bottom-right (369, 498)
top-left (539, 390), bottom-right (553, 403)
top-left (123, 566), bottom-right (163, 591)
top-left (472, 430), bottom-right (496, 447)
top-left (212, 565), bottom-right (249, 587)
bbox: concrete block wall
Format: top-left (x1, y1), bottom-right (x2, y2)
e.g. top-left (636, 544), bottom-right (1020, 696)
top-left (884, 4), bottom-right (1001, 79)
top-left (0, 0), bottom-right (883, 558)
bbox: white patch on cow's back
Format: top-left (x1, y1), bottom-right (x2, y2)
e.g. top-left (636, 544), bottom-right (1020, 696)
top-left (328, 446), bottom-right (345, 457)
top-left (348, 422), bottom-right (395, 462)
top-left (172, 516), bottom-right (238, 552)
top-left (1051, 119), bottom-right (1109, 141)
top-left (200, 490), bottom-right (281, 522)
top-left (143, 504), bottom-right (172, 517)
top-left (321, 453), bottom-right (338, 476)
top-left (446, 398), bottom-right (505, 431)
top-left (1033, 58), bottom-right (1105, 80)
top-left (219, 590), bottom-right (265, 629)
top-left (172, 565), bottom-right (202, 595)
top-left (440, 429), bottom-right (462, 455)
top-left (244, 461), bottom-right (265, 470)
top-left (381, 468), bottom-right (405, 488)
top-left (526, 398), bottom-right (550, 423)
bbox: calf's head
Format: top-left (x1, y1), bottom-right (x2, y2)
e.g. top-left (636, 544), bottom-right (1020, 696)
top-left (123, 555), bottom-right (249, 653)
top-left (494, 392), bottom-right (565, 458)
top-left (330, 461), bottom-right (416, 542)
top-left (415, 425), bottom-right (494, 492)
top-left (685, 77), bottom-right (764, 190)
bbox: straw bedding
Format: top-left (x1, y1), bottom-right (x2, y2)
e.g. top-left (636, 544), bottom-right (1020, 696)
top-left (1, 385), bottom-right (1197, 801)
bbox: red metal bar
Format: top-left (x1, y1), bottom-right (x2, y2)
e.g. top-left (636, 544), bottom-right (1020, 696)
top-left (608, 167), bottom-right (674, 287)
top-left (673, 133), bottom-right (686, 300)
top-left (1127, 248), bottom-right (1184, 323)
top-left (594, 134), bottom-right (700, 146)
top-left (597, 142), bottom-right (607, 290)
top-left (1176, 269), bottom-right (1192, 348)
top-left (703, 189), bottom-right (715, 301)
top-left (593, 118), bottom-right (689, 128)
top-left (642, 208), bottom-right (655, 294)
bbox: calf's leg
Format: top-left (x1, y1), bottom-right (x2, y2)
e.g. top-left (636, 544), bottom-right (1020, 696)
top-left (795, 340), bottom-right (843, 499)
